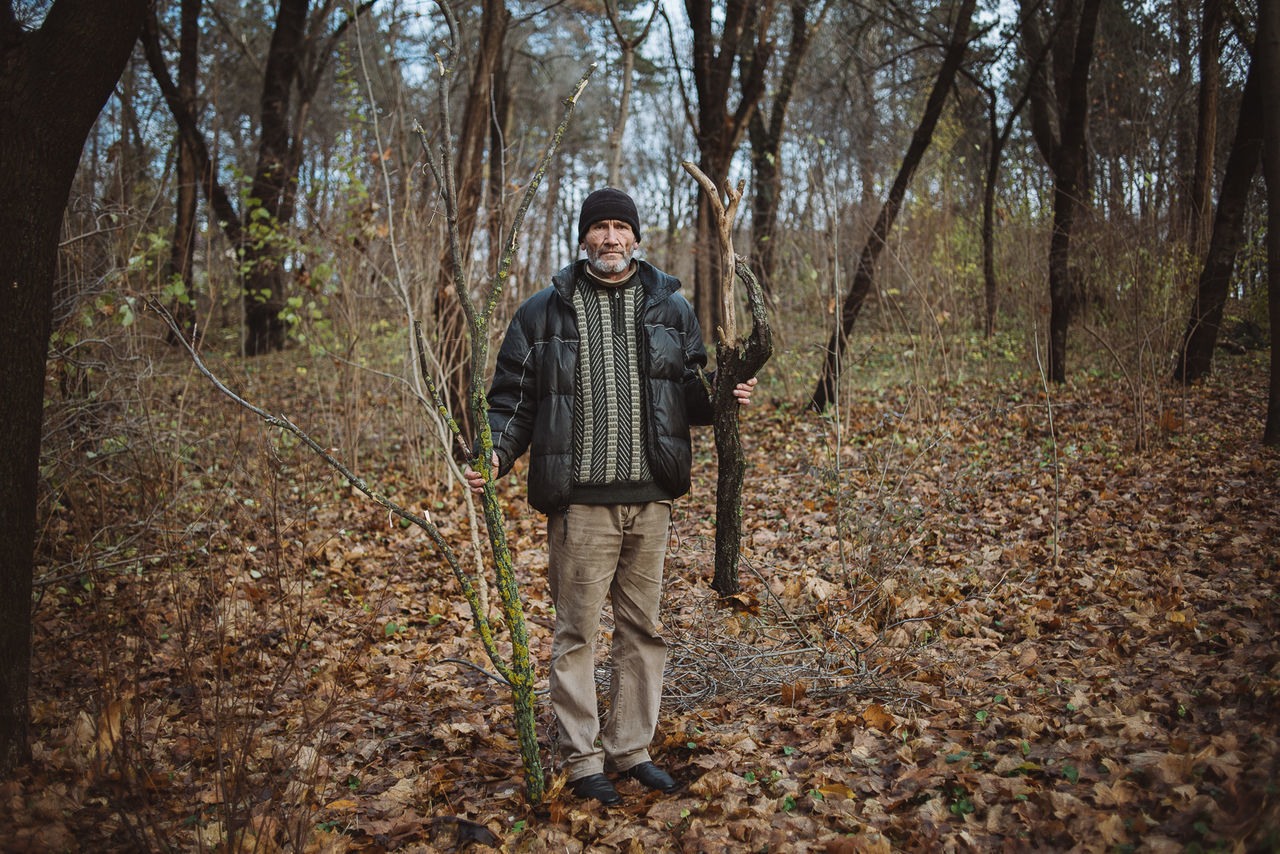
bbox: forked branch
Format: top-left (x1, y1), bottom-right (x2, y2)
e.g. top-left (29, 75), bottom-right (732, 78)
top-left (681, 162), bottom-right (773, 595)
top-left (681, 161), bottom-right (743, 344)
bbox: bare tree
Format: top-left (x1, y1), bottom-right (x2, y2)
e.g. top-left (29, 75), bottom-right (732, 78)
top-left (1021, 0), bottom-right (1104, 383)
top-left (1174, 54), bottom-right (1262, 384)
top-left (747, 0), bottom-right (827, 304)
top-left (683, 165), bottom-right (772, 595)
top-left (160, 0), bottom-right (203, 341)
top-left (810, 0), bottom-right (977, 411)
top-left (1259, 0), bottom-right (1280, 448)
top-left (676, 0), bottom-right (775, 339)
top-left (0, 0), bottom-right (149, 774)
top-left (243, 0), bottom-right (376, 355)
top-left (1188, 0), bottom-right (1224, 252)
top-left (143, 0), bottom-right (374, 355)
top-left (142, 6), bottom-right (245, 252)
top-left (1263, 0), bottom-right (1280, 446)
top-left (604, 0), bottom-right (659, 187)
top-left (971, 8), bottom-right (1046, 338)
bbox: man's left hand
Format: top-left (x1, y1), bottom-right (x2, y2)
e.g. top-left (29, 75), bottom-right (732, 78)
top-left (733, 377), bottom-right (758, 405)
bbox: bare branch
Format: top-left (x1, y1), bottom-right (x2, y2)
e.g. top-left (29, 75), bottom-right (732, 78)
top-left (145, 299), bottom-right (515, 686)
top-left (681, 160), bottom-right (743, 344)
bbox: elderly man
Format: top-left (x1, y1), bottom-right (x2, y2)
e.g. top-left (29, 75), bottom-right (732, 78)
top-left (466, 188), bottom-right (755, 805)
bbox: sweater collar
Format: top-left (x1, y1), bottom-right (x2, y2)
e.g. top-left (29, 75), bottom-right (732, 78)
top-left (581, 260), bottom-right (638, 287)
top-left (552, 258), bottom-right (678, 303)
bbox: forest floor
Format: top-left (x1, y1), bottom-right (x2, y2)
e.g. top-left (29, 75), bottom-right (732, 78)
top-left (4, 343), bottom-right (1279, 853)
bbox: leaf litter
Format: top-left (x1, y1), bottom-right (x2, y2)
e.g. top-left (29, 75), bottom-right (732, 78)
top-left (7, 349), bottom-right (1279, 851)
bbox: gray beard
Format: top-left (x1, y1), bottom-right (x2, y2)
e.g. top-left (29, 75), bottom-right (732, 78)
top-left (586, 246), bottom-right (635, 276)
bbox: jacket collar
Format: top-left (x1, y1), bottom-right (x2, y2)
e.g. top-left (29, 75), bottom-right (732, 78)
top-left (552, 259), bottom-right (679, 304)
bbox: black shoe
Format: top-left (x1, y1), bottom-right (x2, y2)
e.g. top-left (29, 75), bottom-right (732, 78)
top-left (569, 773), bottom-right (621, 805)
top-left (625, 761), bottom-right (677, 793)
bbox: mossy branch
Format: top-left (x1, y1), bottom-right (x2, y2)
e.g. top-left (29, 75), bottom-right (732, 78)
top-left (146, 299), bottom-right (515, 685)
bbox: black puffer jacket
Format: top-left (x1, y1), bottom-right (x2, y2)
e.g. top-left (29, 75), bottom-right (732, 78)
top-left (486, 259), bottom-right (714, 514)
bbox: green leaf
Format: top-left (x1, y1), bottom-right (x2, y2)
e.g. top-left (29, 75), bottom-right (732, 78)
top-left (1062, 764), bottom-right (1079, 784)
top-left (383, 621), bottom-right (401, 637)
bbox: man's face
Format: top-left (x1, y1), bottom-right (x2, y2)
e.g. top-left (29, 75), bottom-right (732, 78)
top-left (581, 219), bottom-right (636, 281)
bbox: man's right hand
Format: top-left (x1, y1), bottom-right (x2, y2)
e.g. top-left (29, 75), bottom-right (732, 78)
top-left (464, 452), bottom-right (500, 495)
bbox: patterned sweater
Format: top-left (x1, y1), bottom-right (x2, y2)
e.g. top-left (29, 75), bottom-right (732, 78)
top-left (569, 264), bottom-right (667, 505)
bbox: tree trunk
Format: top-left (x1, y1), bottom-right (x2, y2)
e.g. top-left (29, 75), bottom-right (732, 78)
top-left (1265, 0), bottom-right (1280, 446)
top-left (1189, 0), bottom-right (1223, 252)
top-left (144, 1), bottom-right (370, 343)
top-left (604, 0), bottom-right (658, 188)
top-left (142, 9), bottom-right (244, 250)
top-left (711, 260), bottom-right (772, 594)
top-left (981, 108), bottom-right (1000, 338)
top-left (1174, 57), bottom-right (1263, 383)
top-left (1045, 0), bottom-right (1102, 383)
top-left (685, 0), bottom-right (772, 341)
top-left (242, 0), bottom-right (309, 356)
top-left (0, 0), bottom-right (148, 775)
top-left (681, 165), bottom-right (772, 596)
top-left (748, 0), bottom-right (821, 305)
top-left (165, 0), bottom-right (202, 342)
top-left (811, 0), bottom-right (975, 411)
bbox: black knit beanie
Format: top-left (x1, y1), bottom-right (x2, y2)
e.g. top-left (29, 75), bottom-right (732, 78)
top-left (577, 188), bottom-right (642, 245)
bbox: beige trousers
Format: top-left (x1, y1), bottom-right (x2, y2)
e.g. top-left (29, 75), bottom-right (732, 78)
top-left (546, 501), bottom-right (671, 781)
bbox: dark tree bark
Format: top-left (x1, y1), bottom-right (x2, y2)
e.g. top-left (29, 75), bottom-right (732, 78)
top-left (977, 3), bottom-right (1054, 338)
top-left (484, 37), bottom-right (513, 281)
top-left (747, 0), bottom-right (824, 305)
top-left (1189, 0), bottom-right (1223, 252)
top-left (810, 0), bottom-right (976, 411)
top-left (143, 0), bottom-right (373, 356)
top-left (683, 0), bottom-right (773, 340)
top-left (1020, 0), bottom-right (1103, 384)
top-left (1174, 57), bottom-right (1262, 384)
top-left (241, 0), bottom-right (309, 356)
top-left (0, 0), bottom-right (148, 774)
top-left (710, 257), bottom-right (772, 594)
top-left (164, 0), bottom-right (202, 342)
top-left (1043, 0), bottom-right (1101, 383)
top-left (1265, 0), bottom-right (1280, 446)
top-left (682, 166), bottom-right (772, 596)
top-left (142, 10), bottom-right (244, 249)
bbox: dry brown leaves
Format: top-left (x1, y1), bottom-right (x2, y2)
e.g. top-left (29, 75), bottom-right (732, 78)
top-left (8, 351), bottom-right (1279, 851)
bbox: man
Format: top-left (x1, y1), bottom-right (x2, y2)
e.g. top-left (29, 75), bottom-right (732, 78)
top-left (465, 187), bottom-right (755, 805)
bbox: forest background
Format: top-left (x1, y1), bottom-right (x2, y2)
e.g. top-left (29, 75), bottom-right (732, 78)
top-left (1, 0), bottom-right (1278, 850)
